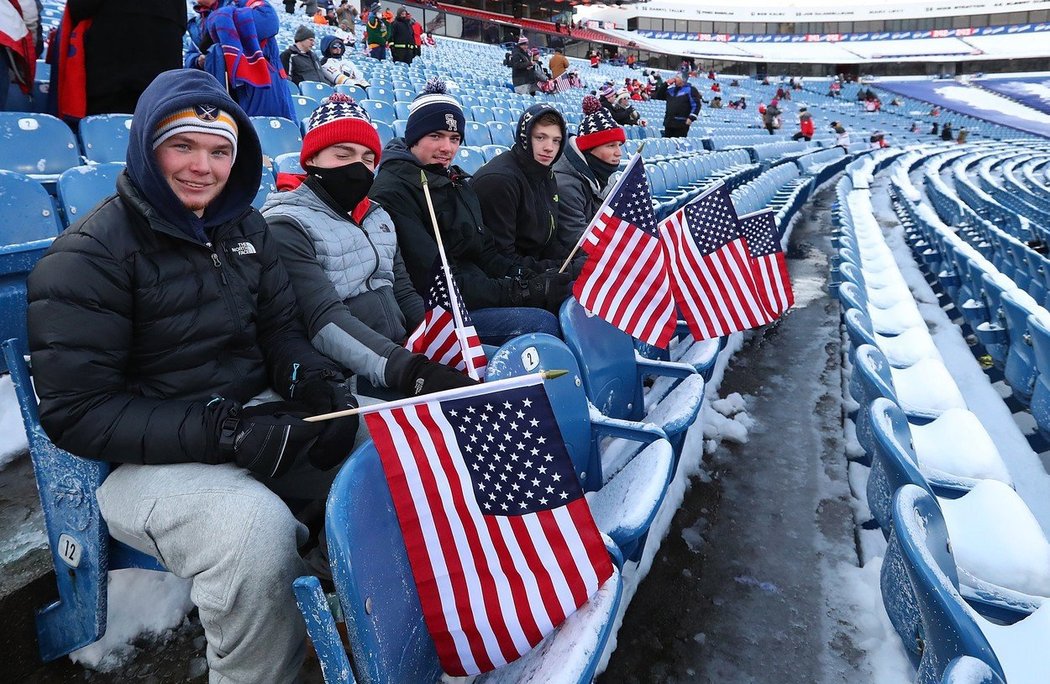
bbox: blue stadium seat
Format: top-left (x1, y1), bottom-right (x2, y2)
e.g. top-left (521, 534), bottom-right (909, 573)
top-left (463, 121), bottom-right (491, 146)
top-left (299, 80), bottom-right (334, 100)
top-left (999, 290), bottom-right (1040, 405)
top-left (0, 172), bottom-right (61, 372)
top-left (559, 298), bottom-right (704, 455)
top-left (360, 99), bottom-right (395, 125)
top-left (290, 95), bottom-right (319, 122)
top-left (1, 339), bottom-right (166, 661)
top-left (393, 88), bottom-right (414, 102)
top-left (367, 86), bottom-right (395, 105)
top-left (372, 121), bottom-right (395, 146)
top-left (77, 114), bottom-right (132, 164)
top-left (333, 84), bottom-right (368, 100)
top-left (480, 144), bottom-right (506, 162)
top-left (0, 112), bottom-right (81, 180)
top-left (253, 173), bottom-right (276, 210)
top-left (272, 152), bottom-right (304, 175)
top-left (487, 121), bottom-right (514, 148)
top-left (453, 146), bottom-right (485, 175)
top-left (392, 119), bottom-right (408, 139)
top-left (470, 105), bottom-right (493, 124)
top-left (941, 657), bottom-right (1006, 684)
top-left (250, 116), bottom-right (303, 159)
top-left (57, 163), bottom-right (123, 226)
top-left (394, 101), bottom-right (412, 120)
top-left (1027, 312), bottom-right (1050, 442)
top-left (293, 439), bottom-right (624, 683)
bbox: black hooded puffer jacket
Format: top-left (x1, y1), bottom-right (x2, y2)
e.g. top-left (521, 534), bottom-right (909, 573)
top-left (27, 69), bottom-right (339, 466)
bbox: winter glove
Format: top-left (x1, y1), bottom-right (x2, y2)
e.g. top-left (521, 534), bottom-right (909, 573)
top-left (516, 270), bottom-right (574, 313)
top-left (399, 353), bottom-right (480, 397)
top-left (291, 369), bottom-right (360, 471)
top-left (218, 401), bottom-right (324, 479)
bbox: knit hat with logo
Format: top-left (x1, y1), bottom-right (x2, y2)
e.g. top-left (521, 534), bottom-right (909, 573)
top-left (300, 93), bottom-right (381, 167)
top-left (576, 96), bottom-right (624, 152)
top-left (405, 78), bottom-right (466, 148)
top-left (153, 104), bottom-right (239, 161)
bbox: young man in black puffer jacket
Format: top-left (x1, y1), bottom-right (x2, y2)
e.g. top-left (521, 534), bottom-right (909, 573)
top-left (26, 69), bottom-right (359, 684)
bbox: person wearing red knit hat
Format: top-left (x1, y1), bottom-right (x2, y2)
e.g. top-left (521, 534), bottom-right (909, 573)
top-left (262, 94), bottom-right (478, 400)
top-left (552, 95), bottom-right (626, 252)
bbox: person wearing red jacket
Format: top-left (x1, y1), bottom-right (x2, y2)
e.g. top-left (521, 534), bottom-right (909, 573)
top-left (792, 105), bottom-right (815, 141)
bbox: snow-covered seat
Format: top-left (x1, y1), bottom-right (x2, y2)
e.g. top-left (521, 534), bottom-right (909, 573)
top-left (838, 262), bottom-right (913, 309)
top-left (844, 308), bottom-right (941, 368)
top-left (886, 484), bottom-right (1050, 684)
top-left (909, 409), bottom-right (1012, 489)
top-left (838, 282), bottom-right (926, 336)
top-left (940, 657), bottom-right (1005, 684)
top-left (293, 440), bottom-right (624, 684)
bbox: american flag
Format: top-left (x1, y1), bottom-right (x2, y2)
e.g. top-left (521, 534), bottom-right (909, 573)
top-left (573, 153), bottom-right (677, 348)
top-left (658, 182), bottom-right (771, 340)
top-left (739, 209), bottom-right (794, 319)
top-left (405, 262), bottom-right (487, 381)
top-left (363, 376), bottom-right (614, 675)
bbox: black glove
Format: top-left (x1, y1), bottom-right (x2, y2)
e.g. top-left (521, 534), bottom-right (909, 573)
top-left (291, 369), bottom-right (360, 471)
top-left (218, 401), bottom-right (324, 479)
top-left (517, 270), bottom-right (574, 313)
top-left (399, 353), bottom-right (480, 397)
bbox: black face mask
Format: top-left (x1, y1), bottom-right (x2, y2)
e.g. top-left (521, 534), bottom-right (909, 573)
top-left (585, 152), bottom-right (620, 188)
top-left (304, 161), bottom-right (375, 215)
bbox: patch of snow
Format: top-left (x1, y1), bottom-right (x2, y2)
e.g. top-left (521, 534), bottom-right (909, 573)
top-left (0, 375), bottom-right (28, 470)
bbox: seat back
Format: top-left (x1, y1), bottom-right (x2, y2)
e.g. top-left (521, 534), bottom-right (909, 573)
top-left (891, 485), bottom-right (1006, 684)
top-left (77, 114), bottom-right (132, 164)
top-left (453, 146), bottom-right (485, 176)
top-left (485, 333), bottom-right (599, 488)
top-left (559, 298), bottom-right (643, 422)
top-left (299, 80), bottom-right (334, 100)
top-left (867, 397), bottom-right (935, 533)
top-left (361, 99), bottom-right (395, 125)
top-left (250, 116), bottom-right (303, 159)
top-left (1000, 290), bottom-right (1039, 403)
top-left (57, 163), bottom-right (123, 226)
top-left (941, 656), bottom-right (1006, 684)
top-left (1, 339), bottom-right (163, 662)
top-left (0, 112), bottom-right (80, 177)
top-left (326, 441), bottom-right (443, 684)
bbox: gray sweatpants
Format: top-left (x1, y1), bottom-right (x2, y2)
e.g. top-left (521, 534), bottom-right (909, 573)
top-left (96, 396), bottom-right (376, 684)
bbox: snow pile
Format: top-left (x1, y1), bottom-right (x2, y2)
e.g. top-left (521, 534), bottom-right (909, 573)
top-left (0, 375), bottom-right (28, 470)
top-left (701, 391), bottom-right (754, 454)
top-left (70, 569), bottom-right (193, 671)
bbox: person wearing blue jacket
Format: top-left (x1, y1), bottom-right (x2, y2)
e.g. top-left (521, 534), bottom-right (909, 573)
top-left (654, 72), bottom-right (701, 138)
top-left (185, 0), bottom-right (296, 120)
top-left (27, 70), bottom-right (359, 683)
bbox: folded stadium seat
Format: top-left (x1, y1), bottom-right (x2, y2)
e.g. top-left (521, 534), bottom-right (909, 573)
top-left (480, 144), bottom-right (506, 162)
top-left (1020, 248), bottom-right (1049, 307)
top-left (367, 87), bottom-right (395, 105)
top-left (974, 272), bottom-right (1013, 370)
top-left (293, 440), bottom-right (624, 684)
top-left (334, 84), bottom-right (367, 101)
top-left (360, 100), bottom-right (395, 126)
top-left (57, 163), bottom-right (124, 227)
top-left (559, 298), bottom-right (704, 458)
top-left (486, 121), bottom-right (514, 148)
top-left (289, 95), bottom-right (319, 123)
top-left (0, 112), bottom-right (81, 183)
top-left (463, 121), bottom-right (492, 146)
top-left (372, 121), bottom-right (395, 147)
top-left (392, 88), bottom-right (414, 103)
top-left (885, 484), bottom-right (1050, 684)
top-left (469, 106), bottom-right (494, 125)
top-left (369, 78), bottom-right (391, 90)
top-left (458, 94), bottom-right (478, 108)
top-left (77, 114), bottom-right (133, 165)
top-left (488, 106), bottom-right (513, 124)
top-left (486, 333), bottom-right (676, 560)
top-left (1, 340), bottom-right (167, 658)
top-left (999, 289), bottom-right (1042, 405)
top-left (299, 80), bottom-right (334, 100)
top-left (250, 116), bottom-right (303, 161)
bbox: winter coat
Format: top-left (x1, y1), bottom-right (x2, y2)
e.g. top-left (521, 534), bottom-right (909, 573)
top-left (798, 111), bottom-right (815, 138)
top-left (388, 15), bottom-right (414, 47)
top-left (262, 180), bottom-right (424, 389)
top-left (365, 16), bottom-right (387, 47)
top-left (66, 0), bottom-right (185, 115)
top-left (762, 104), bottom-right (781, 127)
top-left (655, 81), bottom-right (701, 129)
top-left (26, 70), bottom-right (336, 467)
top-left (602, 98), bottom-right (640, 126)
top-left (286, 45), bottom-right (327, 85)
top-left (552, 137), bottom-right (604, 253)
top-left (549, 52), bottom-right (569, 79)
top-left (508, 44), bottom-right (535, 87)
top-left (369, 138), bottom-right (525, 310)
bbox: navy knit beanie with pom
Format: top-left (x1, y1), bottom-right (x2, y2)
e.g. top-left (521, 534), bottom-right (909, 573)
top-left (405, 79), bottom-right (466, 149)
top-left (576, 95), bottom-right (625, 152)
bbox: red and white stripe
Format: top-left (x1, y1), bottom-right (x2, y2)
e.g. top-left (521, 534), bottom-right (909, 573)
top-left (364, 402), bottom-right (607, 675)
top-left (405, 306), bottom-right (488, 380)
top-left (751, 251), bottom-right (794, 319)
top-left (660, 208), bottom-right (772, 340)
top-left (573, 207), bottom-right (677, 348)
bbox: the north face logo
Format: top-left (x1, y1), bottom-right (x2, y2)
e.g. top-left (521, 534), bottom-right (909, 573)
top-left (230, 242), bottom-right (257, 256)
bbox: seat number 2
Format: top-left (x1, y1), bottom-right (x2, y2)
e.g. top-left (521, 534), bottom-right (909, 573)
top-left (57, 534), bottom-right (82, 568)
top-left (521, 346), bottom-right (540, 371)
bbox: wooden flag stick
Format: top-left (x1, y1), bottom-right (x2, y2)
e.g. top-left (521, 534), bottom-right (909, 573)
top-left (419, 169), bottom-right (481, 381)
top-left (557, 141), bottom-right (647, 274)
top-left (303, 370), bottom-right (569, 423)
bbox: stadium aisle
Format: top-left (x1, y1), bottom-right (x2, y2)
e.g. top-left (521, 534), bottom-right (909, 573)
top-left (602, 186), bottom-right (866, 683)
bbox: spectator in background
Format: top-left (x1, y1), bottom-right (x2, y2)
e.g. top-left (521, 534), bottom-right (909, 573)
top-left (762, 98), bottom-right (782, 135)
top-left (411, 12), bottom-right (423, 58)
top-left (319, 36), bottom-right (369, 87)
top-left (589, 50), bottom-right (600, 69)
top-left (553, 95), bottom-right (625, 253)
top-left (28, 69), bottom-right (359, 684)
top-left (283, 26), bottom-right (327, 86)
top-left (471, 103), bottom-right (570, 272)
top-left (831, 121), bottom-right (850, 147)
top-left (710, 95), bottom-right (722, 109)
top-left (507, 35), bottom-right (537, 95)
top-left (56, 0), bottom-right (184, 116)
top-left (311, 8), bottom-right (327, 24)
top-left (0, 0), bottom-right (36, 113)
top-left (263, 95), bottom-right (476, 401)
top-left (300, 0), bottom-right (317, 17)
top-left (364, 2), bottom-right (388, 59)
top-left (335, 0), bottom-right (355, 27)
top-left (653, 72), bottom-right (700, 137)
top-left (388, 7), bottom-right (416, 64)
top-left (957, 127), bottom-right (969, 144)
top-left (930, 121), bottom-right (940, 136)
top-left (941, 121), bottom-right (954, 141)
top-left (549, 48), bottom-right (569, 79)
top-left (369, 80), bottom-right (570, 343)
top-left (284, 0), bottom-right (296, 14)
top-left (792, 105), bottom-right (814, 141)
top-left (185, 0), bottom-right (295, 120)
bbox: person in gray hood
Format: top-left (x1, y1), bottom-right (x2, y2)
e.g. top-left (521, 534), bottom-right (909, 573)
top-left (263, 94), bottom-right (478, 399)
top-left (552, 95), bottom-right (626, 253)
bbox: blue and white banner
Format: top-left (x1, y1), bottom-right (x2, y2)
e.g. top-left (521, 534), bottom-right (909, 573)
top-left (636, 22), bottom-right (1050, 44)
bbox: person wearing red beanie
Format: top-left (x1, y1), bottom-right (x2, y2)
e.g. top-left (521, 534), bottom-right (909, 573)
top-left (552, 96), bottom-right (626, 252)
top-left (262, 94), bottom-right (478, 400)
